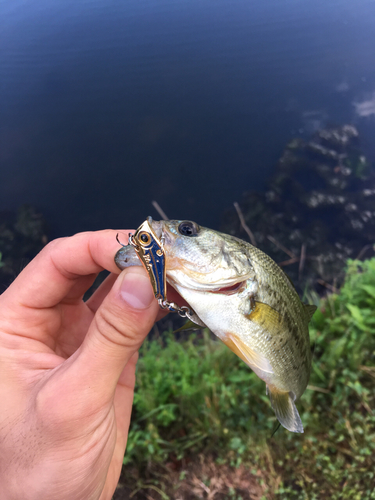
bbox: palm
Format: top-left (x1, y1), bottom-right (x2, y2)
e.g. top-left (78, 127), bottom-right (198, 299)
top-left (8, 279), bottom-right (132, 498)
top-left (55, 301), bottom-right (95, 357)
top-left (0, 231), bottom-right (161, 500)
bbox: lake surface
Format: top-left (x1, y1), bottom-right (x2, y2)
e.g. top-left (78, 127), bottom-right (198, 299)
top-left (1, 0), bottom-right (375, 237)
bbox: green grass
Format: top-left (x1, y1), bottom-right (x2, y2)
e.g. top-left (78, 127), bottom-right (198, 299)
top-left (124, 258), bottom-right (375, 499)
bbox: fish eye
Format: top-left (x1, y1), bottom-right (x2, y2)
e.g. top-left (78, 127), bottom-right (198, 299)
top-left (178, 221), bottom-right (199, 237)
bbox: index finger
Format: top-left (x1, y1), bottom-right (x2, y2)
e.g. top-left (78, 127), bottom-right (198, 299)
top-left (1, 230), bottom-right (131, 310)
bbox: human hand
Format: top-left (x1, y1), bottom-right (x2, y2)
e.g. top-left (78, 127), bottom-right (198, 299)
top-left (0, 230), bottom-right (172, 500)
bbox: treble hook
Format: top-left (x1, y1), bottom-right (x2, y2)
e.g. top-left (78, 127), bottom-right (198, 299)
top-left (116, 232), bottom-right (130, 247)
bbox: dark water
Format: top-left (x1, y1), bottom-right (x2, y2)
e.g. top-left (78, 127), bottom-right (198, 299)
top-left (1, 0), bottom-right (375, 237)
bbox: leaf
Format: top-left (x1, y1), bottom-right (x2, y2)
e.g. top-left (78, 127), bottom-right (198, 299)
top-left (312, 362), bottom-right (326, 383)
top-left (360, 285), bottom-right (375, 300)
top-left (346, 304), bottom-right (364, 323)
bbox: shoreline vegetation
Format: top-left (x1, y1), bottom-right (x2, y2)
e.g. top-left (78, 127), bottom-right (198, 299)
top-left (222, 125), bottom-right (375, 294)
top-left (0, 204), bottom-right (48, 292)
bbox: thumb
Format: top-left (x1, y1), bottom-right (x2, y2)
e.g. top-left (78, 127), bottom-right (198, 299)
top-left (74, 266), bottom-right (159, 401)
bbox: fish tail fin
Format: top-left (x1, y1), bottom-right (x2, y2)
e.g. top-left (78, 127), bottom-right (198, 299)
top-left (267, 386), bottom-right (304, 433)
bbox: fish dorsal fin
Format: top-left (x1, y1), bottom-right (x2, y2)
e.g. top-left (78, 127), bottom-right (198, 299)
top-left (267, 385), bottom-right (304, 433)
top-left (247, 301), bottom-right (284, 337)
top-left (303, 304), bottom-right (317, 323)
top-left (225, 333), bottom-right (274, 377)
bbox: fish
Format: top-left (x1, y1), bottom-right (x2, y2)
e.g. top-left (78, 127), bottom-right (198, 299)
top-left (115, 217), bottom-right (316, 433)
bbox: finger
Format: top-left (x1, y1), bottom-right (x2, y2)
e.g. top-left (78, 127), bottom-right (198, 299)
top-left (87, 278), bottom-right (189, 321)
top-left (0, 230), bottom-right (131, 311)
top-left (43, 266), bottom-right (159, 411)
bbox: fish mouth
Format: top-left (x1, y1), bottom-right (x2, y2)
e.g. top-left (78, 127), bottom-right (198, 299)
top-left (209, 280), bottom-right (246, 295)
top-left (168, 272), bottom-right (248, 295)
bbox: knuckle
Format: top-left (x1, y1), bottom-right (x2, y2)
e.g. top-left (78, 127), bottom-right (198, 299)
top-left (94, 304), bottom-right (144, 350)
top-left (42, 237), bottom-right (67, 253)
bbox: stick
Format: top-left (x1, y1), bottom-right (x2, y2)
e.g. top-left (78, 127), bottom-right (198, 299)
top-left (299, 243), bottom-right (306, 280)
top-left (267, 235), bottom-right (296, 259)
top-left (278, 257), bottom-right (299, 267)
top-left (307, 384), bottom-right (330, 394)
top-left (233, 202), bottom-right (257, 246)
top-left (317, 279), bottom-right (339, 294)
top-left (359, 365), bottom-right (375, 379)
top-left (152, 201), bottom-right (168, 220)
top-left (355, 244), bottom-right (374, 261)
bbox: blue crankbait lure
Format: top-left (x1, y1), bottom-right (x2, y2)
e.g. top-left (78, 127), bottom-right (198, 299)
top-left (116, 218), bottom-right (197, 319)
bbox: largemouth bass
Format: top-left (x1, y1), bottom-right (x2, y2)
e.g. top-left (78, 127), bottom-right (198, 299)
top-left (115, 218), bottom-right (316, 433)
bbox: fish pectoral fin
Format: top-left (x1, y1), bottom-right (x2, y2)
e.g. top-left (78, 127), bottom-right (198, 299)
top-left (267, 386), bottom-right (304, 433)
top-left (303, 304), bottom-right (317, 323)
top-left (186, 309), bottom-right (207, 328)
top-left (173, 319), bottom-right (205, 334)
top-left (246, 301), bottom-right (284, 336)
top-left (226, 333), bottom-right (274, 376)
top-left (172, 307), bottom-right (207, 334)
